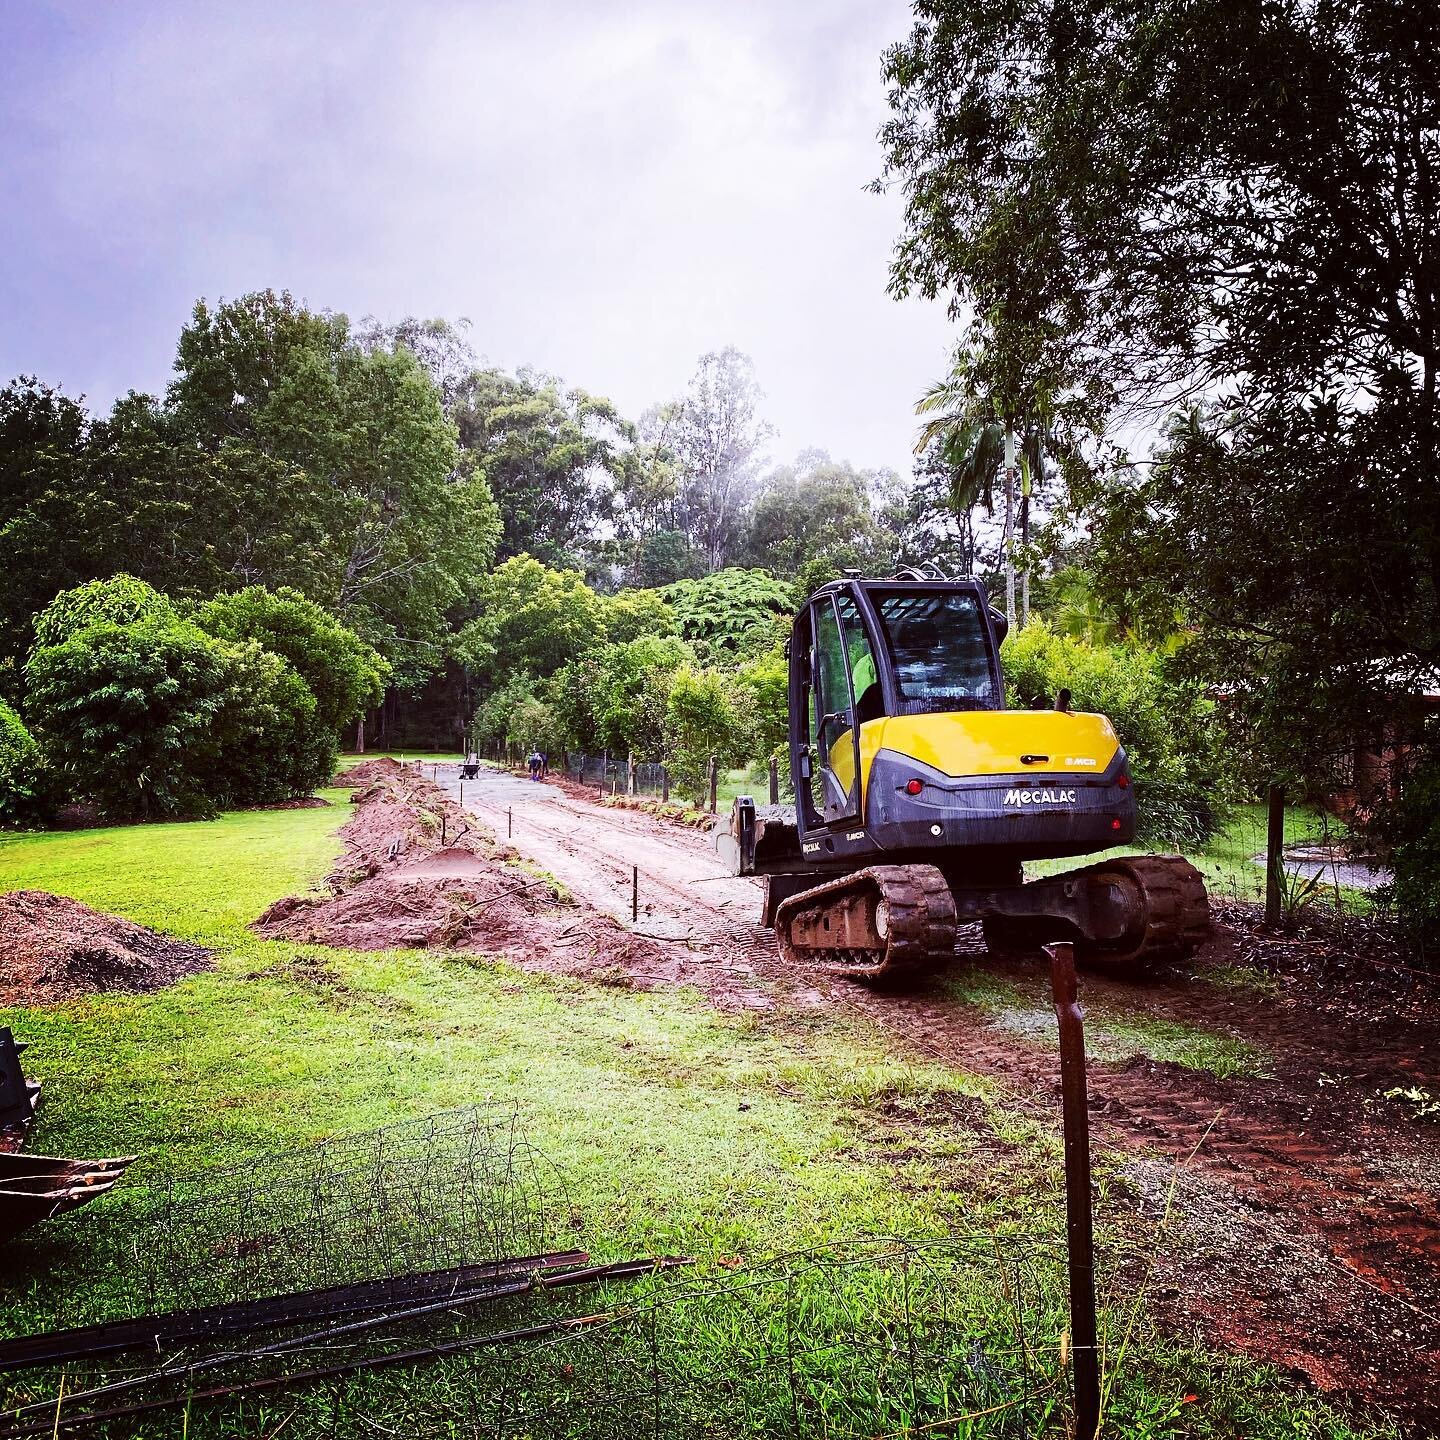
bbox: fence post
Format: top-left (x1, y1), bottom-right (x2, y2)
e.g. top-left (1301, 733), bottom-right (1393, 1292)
top-left (768, 754), bottom-right (779, 804)
top-left (600, 749), bottom-right (608, 799)
top-left (627, 751), bottom-right (636, 796)
top-left (1265, 783), bottom-right (1285, 926)
top-left (661, 766), bottom-right (670, 803)
top-left (1046, 941), bottom-right (1100, 1440)
top-left (707, 756), bottom-right (718, 814)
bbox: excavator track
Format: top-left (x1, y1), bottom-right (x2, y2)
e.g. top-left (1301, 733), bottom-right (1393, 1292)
top-left (1076, 854), bottom-right (1211, 968)
top-left (982, 854), bottom-right (1211, 970)
top-left (773, 864), bottom-right (957, 982)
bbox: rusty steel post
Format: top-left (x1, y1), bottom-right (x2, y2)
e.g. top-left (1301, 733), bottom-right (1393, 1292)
top-left (1046, 940), bottom-right (1100, 1440)
top-left (768, 755), bottom-right (779, 804)
top-left (507, 807), bottom-right (512, 840)
top-left (707, 756), bottom-right (718, 814)
top-left (631, 865), bottom-right (639, 923)
top-left (1265, 782), bottom-right (1285, 926)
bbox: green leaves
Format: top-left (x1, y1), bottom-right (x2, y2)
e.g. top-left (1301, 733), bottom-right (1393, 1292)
top-left (22, 579), bottom-right (383, 820)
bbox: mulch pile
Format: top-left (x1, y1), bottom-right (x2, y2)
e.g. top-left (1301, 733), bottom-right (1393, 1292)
top-left (255, 767), bottom-right (666, 975)
top-left (0, 890), bottom-right (211, 1006)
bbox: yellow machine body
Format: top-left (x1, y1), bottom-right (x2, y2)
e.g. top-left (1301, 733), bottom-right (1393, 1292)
top-left (828, 710), bottom-right (1123, 810)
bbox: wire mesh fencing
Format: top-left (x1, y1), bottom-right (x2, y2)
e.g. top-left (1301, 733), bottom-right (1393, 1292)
top-left (2, 1234), bottom-right (1112, 1440)
top-left (133, 1106), bottom-right (573, 1313)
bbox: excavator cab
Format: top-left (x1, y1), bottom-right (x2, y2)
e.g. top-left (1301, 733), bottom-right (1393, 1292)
top-left (791, 578), bottom-right (1005, 835)
top-left (724, 569), bottom-right (1210, 981)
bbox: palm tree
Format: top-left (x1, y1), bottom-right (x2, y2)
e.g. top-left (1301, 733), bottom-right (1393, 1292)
top-left (915, 371), bottom-right (1049, 626)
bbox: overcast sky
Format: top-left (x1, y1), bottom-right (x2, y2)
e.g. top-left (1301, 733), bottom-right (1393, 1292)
top-left (0, 0), bottom-right (957, 476)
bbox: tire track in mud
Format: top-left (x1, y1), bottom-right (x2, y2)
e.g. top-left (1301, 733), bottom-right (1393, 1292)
top-left (443, 765), bottom-right (1440, 1425)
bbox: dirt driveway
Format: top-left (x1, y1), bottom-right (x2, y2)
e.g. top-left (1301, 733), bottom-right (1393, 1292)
top-left (442, 763), bottom-right (1440, 1430)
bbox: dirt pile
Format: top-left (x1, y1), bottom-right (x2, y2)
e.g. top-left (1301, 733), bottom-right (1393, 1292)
top-left (336, 756), bottom-right (406, 787)
top-left (0, 890), bottom-right (211, 1006)
top-left (254, 769), bottom-right (668, 976)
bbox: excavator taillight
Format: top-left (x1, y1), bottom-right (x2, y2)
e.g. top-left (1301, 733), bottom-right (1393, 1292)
top-left (1111, 817), bottom-right (1123, 831)
top-left (905, 778), bottom-right (924, 796)
top-left (1116, 773), bottom-right (1130, 789)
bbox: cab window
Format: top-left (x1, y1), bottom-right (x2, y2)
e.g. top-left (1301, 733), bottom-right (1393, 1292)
top-left (871, 589), bottom-right (997, 712)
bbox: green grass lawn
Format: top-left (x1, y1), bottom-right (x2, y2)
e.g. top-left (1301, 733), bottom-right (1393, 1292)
top-left (0, 801), bottom-right (1381, 1438)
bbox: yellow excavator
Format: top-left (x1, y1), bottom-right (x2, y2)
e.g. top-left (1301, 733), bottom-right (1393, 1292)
top-left (722, 569), bottom-right (1209, 980)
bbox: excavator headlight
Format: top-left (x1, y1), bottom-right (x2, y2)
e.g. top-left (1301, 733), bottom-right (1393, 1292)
top-left (904, 778), bottom-right (924, 796)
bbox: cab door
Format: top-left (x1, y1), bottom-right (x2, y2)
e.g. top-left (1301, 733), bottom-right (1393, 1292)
top-left (807, 596), bottom-right (863, 825)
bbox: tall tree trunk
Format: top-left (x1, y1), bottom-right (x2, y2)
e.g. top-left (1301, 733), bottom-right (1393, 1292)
top-left (1003, 425), bottom-right (1017, 626)
top-left (1020, 478), bottom-right (1031, 627)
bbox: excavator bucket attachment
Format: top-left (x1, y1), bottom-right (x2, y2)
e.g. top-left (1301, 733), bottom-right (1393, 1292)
top-left (0, 1030), bottom-right (135, 1245)
top-left (0, 1153), bottom-right (137, 1245)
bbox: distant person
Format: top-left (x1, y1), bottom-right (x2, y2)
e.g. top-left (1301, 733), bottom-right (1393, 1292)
top-left (528, 751), bottom-right (543, 781)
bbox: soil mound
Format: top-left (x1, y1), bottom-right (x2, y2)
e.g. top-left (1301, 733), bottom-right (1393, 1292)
top-left (0, 890), bottom-right (211, 1006)
top-left (254, 768), bottom-right (669, 977)
top-left (336, 757), bottom-right (405, 786)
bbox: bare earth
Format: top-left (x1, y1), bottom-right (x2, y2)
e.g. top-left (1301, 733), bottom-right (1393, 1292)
top-left (436, 762), bottom-right (1440, 1433)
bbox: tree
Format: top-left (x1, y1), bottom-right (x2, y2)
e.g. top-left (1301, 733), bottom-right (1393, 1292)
top-left (891, 442), bottom-right (1005, 582)
top-left (452, 367), bottom-right (630, 567)
top-left (658, 569), bottom-right (797, 659)
top-left (915, 356), bottom-right (1067, 625)
top-left (456, 555), bottom-right (605, 685)
top-left (668, 349), bottom-right (773, 571)
top-left (600, 589), bottom-right (677, 646)
top-left (194, 585), bottom-right (389, 733)
top-left (742, 452), bottom-right (899, 584)
top-left (878, 0), bottom-right (1439, 787)
top-left (664, 666), bottom-right (745, 805)
top-left (1, 293), bottom-right (500, 690)
top-left (590, 635), bottom-right (693, 755)
top-left (171, 293), bottom-right (500, 685)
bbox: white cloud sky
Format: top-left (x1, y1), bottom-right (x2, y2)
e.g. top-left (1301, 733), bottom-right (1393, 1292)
top-left (0, 0), bottom-right (956, 473)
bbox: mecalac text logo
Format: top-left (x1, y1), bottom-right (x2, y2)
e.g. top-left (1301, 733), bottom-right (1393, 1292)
top-left (1003, 788), bottom-right (1077, 807)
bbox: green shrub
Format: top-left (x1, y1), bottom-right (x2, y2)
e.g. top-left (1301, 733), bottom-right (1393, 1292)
top-left (194, 585), bottom-right (389, 734)
top-left (0, 699), bottom-right (46, 824)
top-left (735, 639), bottom-right (789, 761)
top-left (208, 640), bottom-right (332, 807)
top-left (25, 614), bottom-right (333, 821)
top-left (25, 618), bottom-right (234, 818)
top-left (31, 574), bottom-right (176, 650)
top-left (1001, 620), bottom-right (1231, 846)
